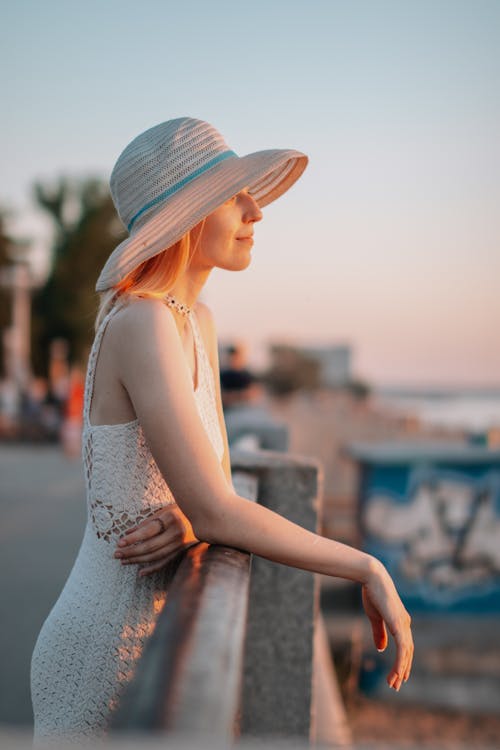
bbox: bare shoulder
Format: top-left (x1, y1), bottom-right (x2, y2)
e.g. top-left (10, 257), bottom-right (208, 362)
top-left (108, 297), bottom-right (177, 341)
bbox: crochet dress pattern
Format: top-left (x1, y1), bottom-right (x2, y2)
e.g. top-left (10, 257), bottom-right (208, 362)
top-left (30, 301), bottom-right (224, 746)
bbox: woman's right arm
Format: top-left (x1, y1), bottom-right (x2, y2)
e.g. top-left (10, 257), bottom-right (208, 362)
top-left (111, 298), bottom-right (413, 691)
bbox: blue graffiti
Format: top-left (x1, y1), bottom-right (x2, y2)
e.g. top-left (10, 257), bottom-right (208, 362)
top-left (362, 467), bottom-right (500, 606)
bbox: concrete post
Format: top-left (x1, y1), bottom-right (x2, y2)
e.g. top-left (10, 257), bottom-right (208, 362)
top-left (230, 449), bottom-right (323, 741)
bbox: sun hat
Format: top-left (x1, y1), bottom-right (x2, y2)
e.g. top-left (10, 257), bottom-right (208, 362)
top-left (95, 117), bottom-right (308, 291)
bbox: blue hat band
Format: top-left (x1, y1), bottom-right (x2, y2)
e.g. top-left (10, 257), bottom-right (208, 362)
top-left (127, 149), bottom-right (237, 232)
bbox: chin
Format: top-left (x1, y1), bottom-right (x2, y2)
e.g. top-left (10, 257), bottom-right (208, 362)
top-left (237, 255), bottom-right (252, 271)
top-left (221, 255), bottom-right (252, 272)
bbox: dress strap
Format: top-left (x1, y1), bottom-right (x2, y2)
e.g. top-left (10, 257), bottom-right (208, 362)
top-left (83, 302), bottom-right (124, 428)
top-left (187, 308), bottom-right (214, 393)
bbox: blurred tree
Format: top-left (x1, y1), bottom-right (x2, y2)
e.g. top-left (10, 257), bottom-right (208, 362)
top-left (0, 208), bottom-right (17, 378)
top-left (262, 344), bottom-right (321, 396)
top-left (31, 176), bottom-right (125, 376)
top-left (342, 377), bottom-right (372, 400)
top-left (262, 343), bottom-right (372, 399)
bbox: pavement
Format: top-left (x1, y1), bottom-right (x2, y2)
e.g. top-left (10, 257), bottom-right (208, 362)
top-left (0, 443), bottom-right (87, 726)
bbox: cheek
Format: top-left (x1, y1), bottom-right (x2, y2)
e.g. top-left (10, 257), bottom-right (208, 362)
top-left (203, 216), bottom-right (236, 250)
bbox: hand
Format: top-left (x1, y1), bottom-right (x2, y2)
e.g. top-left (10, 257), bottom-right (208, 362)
top-left (361, 558), bottom-right (414, 692)
top-left (114, 503), bottom-right (200, 577)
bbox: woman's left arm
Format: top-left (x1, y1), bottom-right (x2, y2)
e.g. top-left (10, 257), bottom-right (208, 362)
top-left (114, 301), bottom-right (233, 575)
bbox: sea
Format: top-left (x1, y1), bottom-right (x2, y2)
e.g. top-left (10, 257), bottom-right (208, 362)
top-left (371, 387), bottom-right (500, 434)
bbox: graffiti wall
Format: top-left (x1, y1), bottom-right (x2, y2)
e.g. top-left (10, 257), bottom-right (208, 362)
top-left (350, 443), bottom-right (500, 612)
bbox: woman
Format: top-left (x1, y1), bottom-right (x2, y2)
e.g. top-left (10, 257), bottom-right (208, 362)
top-left (30, 117), bottom-right (413, 745)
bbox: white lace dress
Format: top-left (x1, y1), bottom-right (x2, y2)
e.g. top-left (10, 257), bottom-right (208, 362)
top-left (30, 301), bottom-right (224, 746)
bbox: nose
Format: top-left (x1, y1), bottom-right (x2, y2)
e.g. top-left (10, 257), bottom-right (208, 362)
top-left (241, 190), bottom-right (263, 224)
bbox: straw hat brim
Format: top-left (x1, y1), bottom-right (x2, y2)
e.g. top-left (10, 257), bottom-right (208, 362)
top-left (95, 148), bottom-right (308, 291)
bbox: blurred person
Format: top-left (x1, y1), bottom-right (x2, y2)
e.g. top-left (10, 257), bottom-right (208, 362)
top-left (60, 364), bottom-right (85, 457)
top-left (48, 338), bottom-right (70, 403)
top-left (30, 117), bottom-right (413, 745)
top-left (0, 377), bottom-right (19, 439)
top-left (220, 341), bottom-right (262, 410)
top-left (39, 386), bottom-right (63, 442)
top-left (220, 342), bottom-right (286, 450)
top-left (18, 377), bottom-right (46, 441)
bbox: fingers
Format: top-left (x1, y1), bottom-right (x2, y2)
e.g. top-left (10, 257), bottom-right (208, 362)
top-left (120, 516), bottom-right (172, 547)
top-left (115, 512), bottom-right (185, 562)
top-left (362, 561), bottom-right (414, 692)
top-left (117, 538), bottom-right (181, 565)
top-left (121, 504), bottom-right (181, 541)
top-left (387, 614), bottom-right (414, 691)
top-left (403, 631), bottom-right (414, 683)
top-left (361, 584), bottom-right (388, 652)
top-left (372, 618), bottom-right (388, 653)
top-left (115, 529), bottom-right (169, 560)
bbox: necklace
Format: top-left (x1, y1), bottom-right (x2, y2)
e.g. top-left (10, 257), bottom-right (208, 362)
top-left (163, 293), bottom-right (192, 316)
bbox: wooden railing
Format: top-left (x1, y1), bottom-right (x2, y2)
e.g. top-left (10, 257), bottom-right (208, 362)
top-left (110, 441), bottom-right (351, 747)
top-left (110, 470), bottom-right (257, 739)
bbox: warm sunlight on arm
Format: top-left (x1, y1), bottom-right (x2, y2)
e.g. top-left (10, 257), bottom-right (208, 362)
top-left (111, 298), bottom-right (234, 537)
top-left (111, 297), bottom-right (374, 586)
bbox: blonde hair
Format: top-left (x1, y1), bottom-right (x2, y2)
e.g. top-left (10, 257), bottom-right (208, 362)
top-left (94, 220), bottom-right (205, 331)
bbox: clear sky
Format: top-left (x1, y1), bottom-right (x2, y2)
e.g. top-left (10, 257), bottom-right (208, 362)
top-left (2, 0), bottom-right (499, 387)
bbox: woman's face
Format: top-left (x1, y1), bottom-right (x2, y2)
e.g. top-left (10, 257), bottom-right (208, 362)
top-left (192, 188), bottom-right (263, 271)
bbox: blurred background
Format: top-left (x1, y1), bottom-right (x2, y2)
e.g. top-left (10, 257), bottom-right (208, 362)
top-left (1, 1), bottom-right (499, 748)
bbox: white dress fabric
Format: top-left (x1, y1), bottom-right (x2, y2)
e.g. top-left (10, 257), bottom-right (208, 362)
top-left (30, 300), bottom-right (224, 746)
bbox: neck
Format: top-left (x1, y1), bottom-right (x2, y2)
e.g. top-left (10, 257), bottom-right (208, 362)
top-left (167, 266), bottom-right (212, 329)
